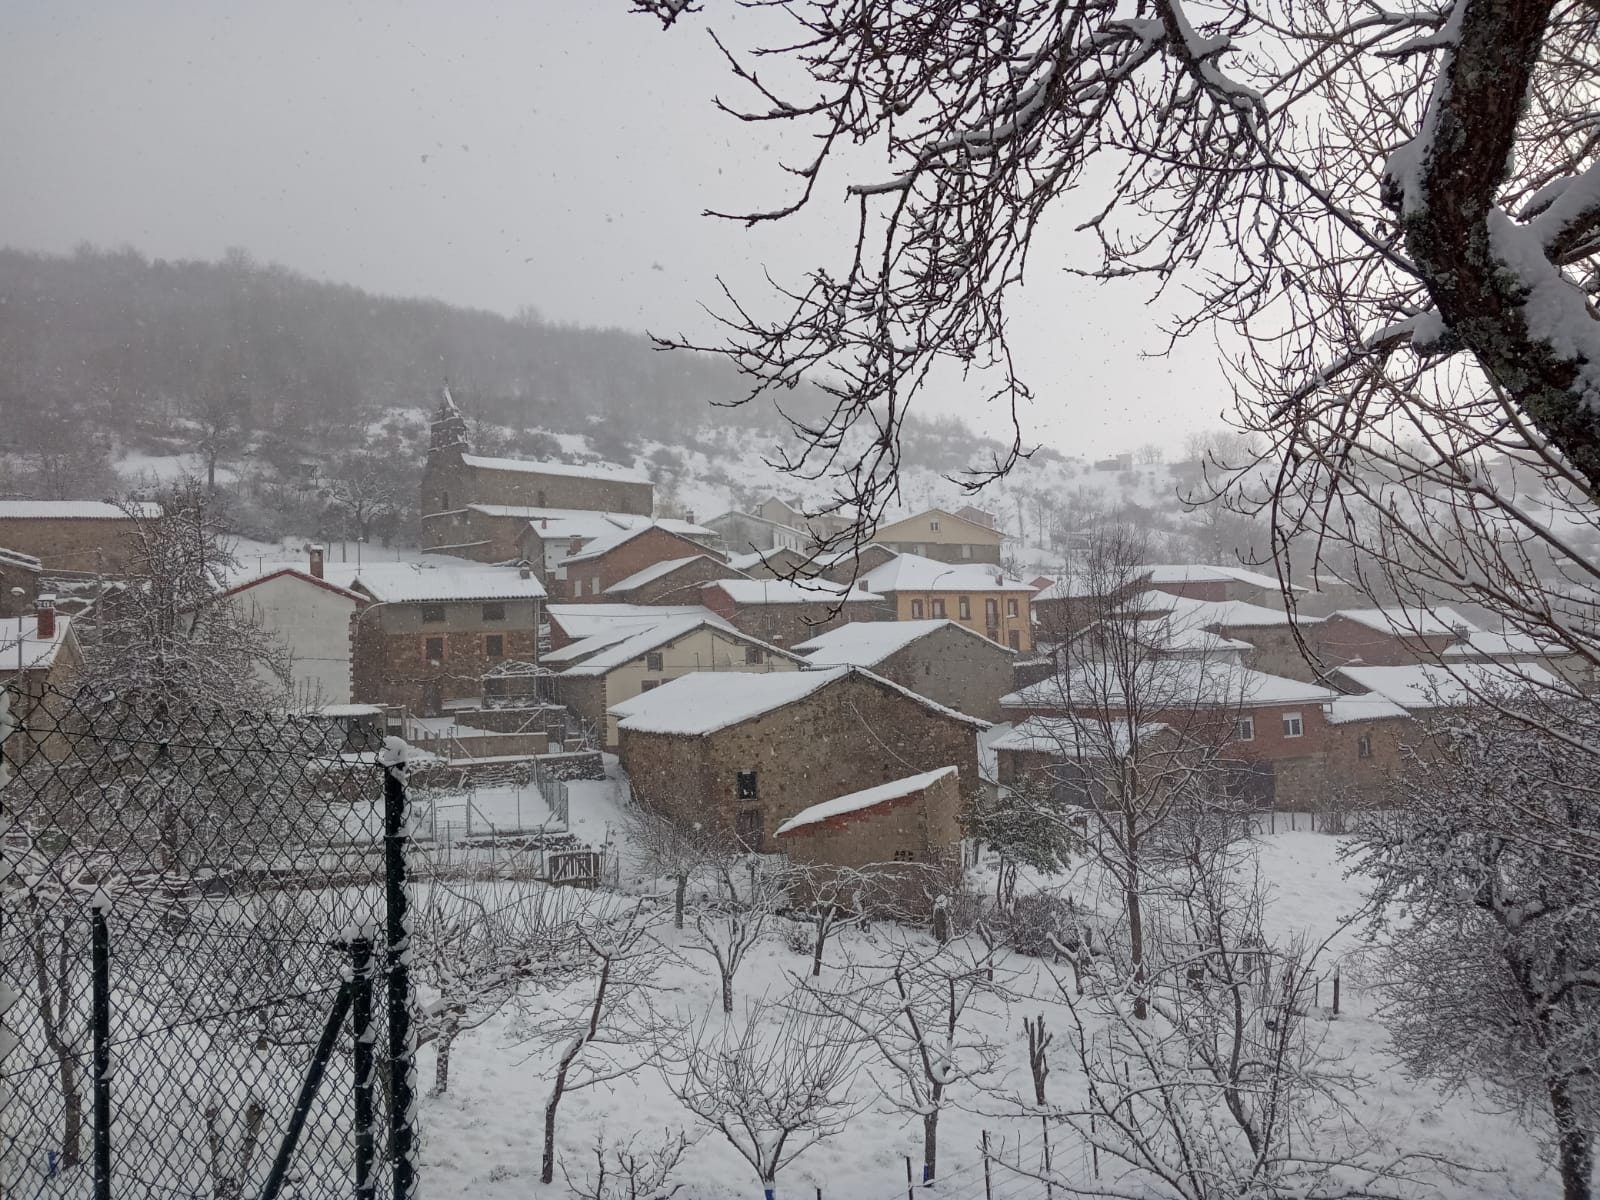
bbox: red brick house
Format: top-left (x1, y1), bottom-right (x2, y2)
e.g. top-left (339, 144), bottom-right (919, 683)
top-left (700, 578), bottom-right (892, 648)
top-left (557, 525), bottom-right (728, 602)
top-left (1312, 607), bottom-right (1477, 668)
top-left (602, 554), bottom-right (749, 605)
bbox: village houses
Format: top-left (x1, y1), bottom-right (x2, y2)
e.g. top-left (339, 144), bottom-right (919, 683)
top-left (220, 545), bottom-right (366, 705)
top-left (871, 507), bottom-right (1006, 565)
top-left (858, 553), bottom-right (1036, 652)
top-left (793, 618), bottom-right (1017, 721)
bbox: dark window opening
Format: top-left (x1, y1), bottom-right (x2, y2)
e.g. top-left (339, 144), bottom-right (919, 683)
top-left (482, 602), bottom-right (506, 622)
top-left (484, 634), bottom-right (504, 659)
top-left (421, 603), bottom-right (446, 623)
top-left (744, 646), bottom-right (764, 665)
top-left (483, 677), bottom-right (507, 697)
top-left (424, 637), bottom-right (445, 664)
top-left (910, 599), bottom-right (924, 618)
top-left (1358, 734), bottom-right (1373, 759)
top-left (893, 849), bottom-right (915, 862)
top-left (735, 808), bottom-right (763, 852)
top-left (646, 651), bottom-right (664, 672)
top-left (640, 680), bottom-right (660, 692)
top-left (736, 770), bottom-right (759, 799)
top-left (1007, 599), bottom-right (1019, 618)
top-left (1007, 630), bottom-right (1020, 651)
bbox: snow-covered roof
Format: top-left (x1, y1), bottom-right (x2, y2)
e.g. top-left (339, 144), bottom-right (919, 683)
top-left (725, 548), bottom-right (808, 572)
top-left (0, 614), bottom-right (74, 673)
top-left (219, 565), bottom-right (367, 603)
top-left (605, 555), bottom-right (728, 595)
top-left (1329, 606), bottom-right (1479, 638)
top-left (1002, 661), bottom-right (1338, 711)
top-left (459, 453), bottom-right (651, 485)
top-left (708, 579), bottom-right (883, 606)
top-left (349, 561), bottom-right (547, 603)
top-left (988, 715), bottom-right (1160, 757)
top-left (1323, 692), bottom-right (1411, 725)
top-left (1441, 630), bottom-right (1566, 659)
top-left (775, 766), bottom-right (960, 836)
top-left (306, 703), bottom-right (385, 718)
top-left (1335, 662), bottom-right (1564, 710)
top-left (610, 665), bottom-right (989, 735)
top-left (560, 616), bottom-right (790, 677)
top-left (1074, 616), bottom-right (1254, 655)
top-left (794, 618), bottom-right (1012, 666)
top-left (1033, 575), bottom-right (1098, 602)
top-left (858, 553), bottom-right (1035, 593)
top-left (1131, 592), bottom-right (1309, 629)
top-left (1138, 564), bottom-right (1304, 592)
top-left (0, 500), bottom-right (158, 520)
top-left (545, 603), bottom-right (712, 640)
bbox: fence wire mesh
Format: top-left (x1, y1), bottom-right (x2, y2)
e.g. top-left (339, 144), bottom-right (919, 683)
top-left (1, 682), bottom-right (410, 1200)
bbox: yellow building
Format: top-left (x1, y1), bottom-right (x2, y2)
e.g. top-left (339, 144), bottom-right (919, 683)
top-left (873, 508), bottom-right (1005, 565)
top-left (858, 554), bottom-right (1035, 652)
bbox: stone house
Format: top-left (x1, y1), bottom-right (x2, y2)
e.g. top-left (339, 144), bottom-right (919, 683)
top-left (557, 525), bottom-right (729, 602)
top-left (557, 615), bottom-right (801, 746)
top-left (601, 554), bottom-right (748, 605)
top-left (775, 766), bottom-right (964, 914)
top-left (872, 508), bottom-right (1005, 565)
top-left (612, 666), bottom-right (988, 853)
top-left (0, 596), bottom-right (85, 771)
top-left (725, 546), bottom-right (813, 579)
top-left (219, 546), bottom-right (367, 705)
top-left (858, 553), bottom-right (1035, 652)
top-left (1129, 592), bottom-right (1323, 681)
top-left (814, 543), bottom-right (898, 585)
top-left (348, 559), bottom-right (546, 715)
top-left (511, 512), bottom-right (718, 583)
top-left (0, 500), bottom-right (157, 575)
top-left (1138, 564), bottom-right (1302, 606)
top-left (543, 603), bottom-right (712, 651)
top-left (1311, 607), bottom-right (1477, 669)
top-left (793, 618), bottom-right (1016, 721)
top-left (699, 578), bottom-right (892, 648)
top-left (0, 546), bottom-right (43, 617)
top-left (703, 509), bottom-right (815, 555)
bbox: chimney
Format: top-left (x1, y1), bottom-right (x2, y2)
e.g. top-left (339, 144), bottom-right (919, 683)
top-left (519, 566), bottom-right (532, 580)
top-left (35, 593), bottom-right (57, 641)
top-left (309, 544), bottom-right (326, 580)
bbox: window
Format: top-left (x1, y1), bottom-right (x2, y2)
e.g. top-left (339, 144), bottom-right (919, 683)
top-left (536, 489), bottom-right (547, 507)
top-left (420, 604), bottom-right (446, 623)
top-left (1007, 599), bottom-right (1019, 618)
top-left (646, 651), bottom-right (664, 672)
top-left (930, 519), bottom-right (941, 531)
top-left (914, 544), bottom-right (926, 556)
top-left (1008, 630), bottom-right (1021, 651)
top-left (439, 490), bottom-right (449, 511)
top-left (591, 575), bottom-right (600, 595)
top-left (1282, 712), bottom-right (1304, 738)
top-left (1358, 734), bottom-right (1373, 759)
top-left (640, 680), bottom-right (660, 692)
top-left (985, 598), bottom-right (999, 622)
top-left (1234, 716), bottom-right (1255, 742)
top-left (424, 637), bottom-right (445, 665)
top-left (958, 596), bottom-right (971, 620)
top-left (910, 599), bottom-right (925, 618)
top-left (735, 808), bottom-right (763, 852)
top-left (484, 634), bottom-right (504, 659)
top-left (961, 545), bottom-right (973, 559)
top-left (893, 849), bottom-right (915, 863)
top-left (736, 770), bottom-right (759, 799)
top-left (931, 599), bottom-right (947, 618)
top-left (482, 602), bottom-right (506, 622)
top-left (744, 646), bottom-right (764, 665)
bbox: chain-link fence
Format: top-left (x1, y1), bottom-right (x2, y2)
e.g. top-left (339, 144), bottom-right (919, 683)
top-left (1, 683), bottom-right (418, 1200)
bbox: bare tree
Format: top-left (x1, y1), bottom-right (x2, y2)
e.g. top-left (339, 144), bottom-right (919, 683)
top-left (1349, 702), bottom-right (1600, 1200)
top-left (807, 933), bottom-right (1003, 1184)
top-left (321, 450), bottom-right (409, 545)
top-left (526, 903), bottom-right (673, 1185)
top-left (688, 853), bottom-right (784, 1014)
top-left (668, 998), bottom-right (859, 1197)
top-left (624, 806), bottom-right (717, 931)
top-left (561, 1128), bottom-right (696, 1200)
top-left (639, 0), bottom-right (1600, 556)
top-left (186, 387), bottom-right (248, 493)
top-left (783, 861), bottom-right (906, 978)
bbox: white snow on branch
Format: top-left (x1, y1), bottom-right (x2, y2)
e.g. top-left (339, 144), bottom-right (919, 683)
top-left (1486, 208), bottom-right (1600, 410)
top-left (1381, 0), bottom-right (1469, 216)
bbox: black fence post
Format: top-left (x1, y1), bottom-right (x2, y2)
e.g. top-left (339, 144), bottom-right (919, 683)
top-left (351, 936), bottom-right (377, 1200)
top-left (382, 746), bottom-right (419, 1200)
top-left (258, 983), bottom-right (354, 1200)
top-left (90, 903), bottom-right (112, 1200)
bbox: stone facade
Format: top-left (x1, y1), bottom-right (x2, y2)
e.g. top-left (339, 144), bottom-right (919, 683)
top-left (858, 623), bottom-right (1016, 722)
top-left (0, 549), bottom-right (42, 616)
top-left (699, 584), bottom-right (893, 649)
top-left (1310, 614), bottom-right (1458, 668)
top-left (350, 597), bottom-right (540, 714)
top-left (423, 447), bottom-right (652, 521)
top-left (560, 527), bottom-right (723, 602)
top-left (777, 769), bottom-right (963, 915)
top-left (618, 670), bottom-right (985, 852)
top-left (421, 507), bottom-right (527, 562)
top-left (0, 514), bottom-right (142, 574)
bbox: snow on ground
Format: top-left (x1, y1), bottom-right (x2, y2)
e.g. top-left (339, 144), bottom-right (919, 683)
top-left (415, 785), bottom-right (1554, 1200)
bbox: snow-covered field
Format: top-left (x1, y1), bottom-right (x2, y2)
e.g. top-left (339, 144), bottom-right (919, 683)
top-left (417, 779), bottom-right (1553, 1200)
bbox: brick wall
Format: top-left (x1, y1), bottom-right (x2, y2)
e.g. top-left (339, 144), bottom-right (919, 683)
top-left (0, 517), bottom-right (141, 573)
top-left (777, 770), bottom-right (963, 914)
top-left (563, 527), bottom-right (721, 601)
top-left (422, 449), bottom-right (653, 518)
top-left (1311, 615), bottom-right (1457, 667)
top-left (611, 557), bottom-right (746, 605)
top-left (0, 560), bottom-right (41, 616)
top-left (700, 587), bottom-right (892, 649)
top-left (618, 670), bottom-right (983, 852)
top-left (422, 508), bottom-right (523, 561)
top-left (1229, 626), bottom-right (1319, 681)
top-left (872, 624), bottom-right (1015, 721)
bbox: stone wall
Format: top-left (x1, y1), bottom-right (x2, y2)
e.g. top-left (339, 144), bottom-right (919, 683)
top-left (351, 600), bottom-right (539, 713)
top-left (1310, 615), bottom-right (1456, 667)
top-left (539, 750), bottom-right (606, 780)
top-left (1231, 625), bottom-right (1318, 681)
top-left (611, 556), bottom-right (745, 606)
top-left (619, 670), bottom-right (983, 852)
top-left (562, 527), bottom-right (721, 601)
top-left (873, 623), bottom-right (1015, 721)
top-left (423, 449), bottom-right (653, 518)
top-left (700, 589), bottom-right (892, 650)
top-left (0, 517), bottom-right (141, 573)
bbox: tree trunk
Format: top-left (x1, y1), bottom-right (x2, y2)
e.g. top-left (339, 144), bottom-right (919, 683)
top-left (1549, 1079), bottom-right (1594, 1200)
top-left (922, 1108), bottom-right (939, 1183)
top-left (30, 920), bottom-right (82, 1166)
top-left (720, 968), bottom-right (734, 1014)
top-left (1125, 883), bottom-right (1148, 1021)
top-left (542, 1041), bottom-right (581, 1184)
top-left (432, 1019), bottom-right (458, 1096)
top-left (811, 917), bottom-right (827, 977)
top-left (674, 872), bottom-right (687, 930)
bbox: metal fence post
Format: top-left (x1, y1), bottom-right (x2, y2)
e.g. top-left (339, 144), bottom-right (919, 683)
top-left (350, 936), bottom-right (376, 1200)
top-left (381, 744), bottom-right (419, 1200)
top-left (90, 903), bottom-right (112, 1200)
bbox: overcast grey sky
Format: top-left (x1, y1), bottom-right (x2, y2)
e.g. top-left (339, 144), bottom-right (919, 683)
top-left (0, 1), bottom-right (1233, 456)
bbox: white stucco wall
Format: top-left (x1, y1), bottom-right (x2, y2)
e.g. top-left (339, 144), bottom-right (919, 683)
top-left (235, 573), bottom-right (358, 705)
